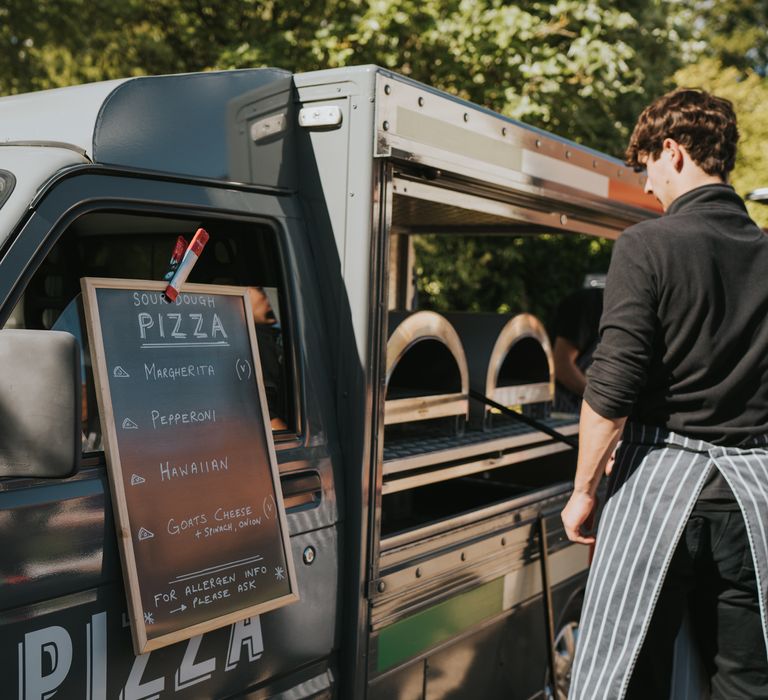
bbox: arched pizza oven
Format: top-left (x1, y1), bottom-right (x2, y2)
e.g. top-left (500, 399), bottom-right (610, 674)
top-left (385, 311), bottom-right (469, 427)
top-left (444, 312), bottom-right (554, 428)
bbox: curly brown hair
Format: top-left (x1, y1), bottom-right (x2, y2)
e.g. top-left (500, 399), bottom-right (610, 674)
top-left (625, 88), bottom-right (739, 180)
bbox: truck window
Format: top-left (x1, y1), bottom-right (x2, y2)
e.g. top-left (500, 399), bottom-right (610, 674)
top-left (3, 211), bottom-right (296, 454)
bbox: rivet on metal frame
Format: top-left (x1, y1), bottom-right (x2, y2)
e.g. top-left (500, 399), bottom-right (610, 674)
top-left (302, 546), bottom-right (316, 565)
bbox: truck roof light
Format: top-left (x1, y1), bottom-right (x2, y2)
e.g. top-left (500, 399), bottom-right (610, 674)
top-left (298, 105), bottom-right (343, 129)
top-left (250, 113), bottom-right (288, 143)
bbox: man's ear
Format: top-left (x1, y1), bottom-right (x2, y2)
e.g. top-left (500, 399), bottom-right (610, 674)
top-left (662, 138), bottom-right (685, 172)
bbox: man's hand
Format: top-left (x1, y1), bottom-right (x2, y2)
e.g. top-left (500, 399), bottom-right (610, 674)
top-left (562, 490), bottom-right (597, 545)
top-left (561, 401), bottom-right (626, 544)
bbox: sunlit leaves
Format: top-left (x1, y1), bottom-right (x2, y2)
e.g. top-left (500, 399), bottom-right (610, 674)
top-left (675, 58), bottom-right (768, 227)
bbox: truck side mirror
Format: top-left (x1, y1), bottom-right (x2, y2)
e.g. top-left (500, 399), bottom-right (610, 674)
top-left (0, 329), bottom-right (82, 478)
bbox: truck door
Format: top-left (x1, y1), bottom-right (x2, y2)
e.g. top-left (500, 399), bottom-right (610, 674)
top-left (0, 169), bottom-right (341, 700)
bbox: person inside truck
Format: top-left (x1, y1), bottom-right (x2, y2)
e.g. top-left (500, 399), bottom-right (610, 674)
top-left (552, 280), bottom-right (604, 414)
top-left (247, 285), bottom-right (288, 431)
top-left (563, 88), bottom-right (768, 699)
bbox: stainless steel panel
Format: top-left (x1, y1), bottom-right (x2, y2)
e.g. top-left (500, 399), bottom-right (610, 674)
top-left (494, 382), bottom-right (550, 407)
top-left (384, 393), bottom-right (467, 424)
top-left (372, 538), bottom-right (588, 631)
top-left (375, 73), bottom-right (660, 236)
top-left (382, 417), bottom-right (578, 475)
top-left (382, 441), bottom-right (572, 495)
top-left (381, 482), bottom-right (570, 556)
top-left (390, 173), bottom-right (625, 240)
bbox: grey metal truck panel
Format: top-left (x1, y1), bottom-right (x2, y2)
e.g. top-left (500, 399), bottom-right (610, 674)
top-left (0, 329), bottom-right (81, 478)
top-left (3, 527), bottom-right (337, 698)
top-left (293, 66), bottom-right (379, 366)
top-left (93, 69), bottom-right (290, 183)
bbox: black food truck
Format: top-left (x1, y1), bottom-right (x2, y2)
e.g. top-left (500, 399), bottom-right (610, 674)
top-left (0, 66), bottom-right (660, 699)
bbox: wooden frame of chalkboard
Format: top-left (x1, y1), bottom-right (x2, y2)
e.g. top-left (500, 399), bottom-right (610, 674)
top-left (82, 278), bottom-right (299, 653)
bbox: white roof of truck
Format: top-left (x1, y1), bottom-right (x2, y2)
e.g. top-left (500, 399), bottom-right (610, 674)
top-left (0, 79), bottom-right (128, 157)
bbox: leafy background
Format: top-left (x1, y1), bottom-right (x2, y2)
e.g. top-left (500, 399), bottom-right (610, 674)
top-left (1, 0), bottom-right (766, 323)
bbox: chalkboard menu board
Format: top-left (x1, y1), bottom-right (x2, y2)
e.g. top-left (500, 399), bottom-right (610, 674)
top-left (82, 278), bottom-right (299, 653)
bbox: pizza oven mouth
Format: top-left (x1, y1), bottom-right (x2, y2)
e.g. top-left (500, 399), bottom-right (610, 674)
top-left (384, 311), bottom-right (469, 428)
top-left (443, 312), bottom-right (554, 428)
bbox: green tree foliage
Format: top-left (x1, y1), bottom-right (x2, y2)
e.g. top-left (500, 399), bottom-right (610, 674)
top-left (1, 0), bottom-right (685, 156)
top-left (414, 234), bottom-right (612, 329)
top-left (220, 0), bottom-right (685, 156)
top-left (5, 1), bottom-right (750, 318)
top-left (680, 0), bottom-right (768, 74)
top-left (675, 58), bottom-right (768, 227)
top-left (0, 0), bottom-right (188, 92)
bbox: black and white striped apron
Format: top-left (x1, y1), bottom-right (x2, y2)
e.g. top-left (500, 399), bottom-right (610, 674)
top-left (569, 423), bottom-right (768, 700)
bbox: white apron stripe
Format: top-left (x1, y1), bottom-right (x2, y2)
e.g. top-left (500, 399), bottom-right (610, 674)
top-left (569, 444), bottom-right (641, 691)
top-left (593, 450), bottom-right (692, 697)
top-left (574, 443), bottom-right (641, 625)
top-left (575, 445), bottom-right (672, 692)
top-left (571, 444), bottom-right (649, 690)
top-left (570, 425), bottom-right (768, 700)
top-left (610, 459), bottom-right (708, 699)
top-left (749, 452), bottom-right (768, 656)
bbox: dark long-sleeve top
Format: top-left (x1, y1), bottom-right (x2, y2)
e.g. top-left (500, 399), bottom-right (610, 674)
top-left (584, 184), bottom-right (768, 445)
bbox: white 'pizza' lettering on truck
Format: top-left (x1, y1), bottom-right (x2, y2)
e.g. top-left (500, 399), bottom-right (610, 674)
top-left (16, 614), bottom-right (264, 699)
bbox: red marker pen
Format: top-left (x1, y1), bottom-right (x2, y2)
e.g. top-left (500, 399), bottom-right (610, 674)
top-left (164, 228), bottom-right (209, 302)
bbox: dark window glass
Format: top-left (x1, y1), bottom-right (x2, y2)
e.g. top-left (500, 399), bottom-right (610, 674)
top-left (5, 211), bottom-right (295, 453)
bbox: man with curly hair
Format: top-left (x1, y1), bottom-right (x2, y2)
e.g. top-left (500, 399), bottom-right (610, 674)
top-left (562, 89), bottom-right (768, 699)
